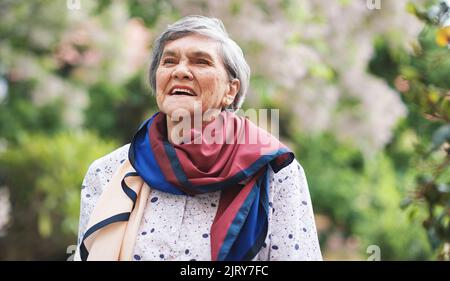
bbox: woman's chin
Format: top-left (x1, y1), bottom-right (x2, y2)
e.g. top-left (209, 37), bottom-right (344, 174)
top-left (160, 105), bottom-right (198, 119)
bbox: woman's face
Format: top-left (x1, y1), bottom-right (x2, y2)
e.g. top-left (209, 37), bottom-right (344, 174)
top-left (155, 33), bottom-right (239, 119)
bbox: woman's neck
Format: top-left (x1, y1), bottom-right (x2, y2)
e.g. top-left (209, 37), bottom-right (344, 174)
top-left (165, 109), bottom-right (222, 144)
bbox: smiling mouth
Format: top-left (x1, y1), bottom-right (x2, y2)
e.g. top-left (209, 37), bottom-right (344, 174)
top-left (169, 88), bottom-right (196, 96)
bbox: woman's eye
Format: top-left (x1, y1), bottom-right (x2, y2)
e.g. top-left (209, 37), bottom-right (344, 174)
top-left (196, 59), bottom-right (210, 65)
top-left (162, 58), bottom-right (176, 65)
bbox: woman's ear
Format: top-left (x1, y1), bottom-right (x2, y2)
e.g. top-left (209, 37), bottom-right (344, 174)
top-left (222, 79), bottom-right (240, 107)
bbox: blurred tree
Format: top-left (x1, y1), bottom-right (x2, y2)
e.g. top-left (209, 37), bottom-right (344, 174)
top-left (0, 0), bottom-right (447, 261)
top-left (0, 79), bottom-right (64, 143)
top-left (0, 0), bottom-right (166, 260)
top-left (370, 0), bottom-right (450, 260)
top-left (0, 131), bottom-right (117, 260)
top-left (295, 132), bottom-right (432, 260)
top-left (84, 73), bottom-right (158, 143)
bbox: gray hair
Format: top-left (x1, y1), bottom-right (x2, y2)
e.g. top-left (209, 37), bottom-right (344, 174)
top-left (149, 15), bottom-right (250, 111)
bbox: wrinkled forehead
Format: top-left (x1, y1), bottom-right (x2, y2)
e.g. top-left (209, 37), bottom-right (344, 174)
top-left (162, 33), bottom-right (223, 60)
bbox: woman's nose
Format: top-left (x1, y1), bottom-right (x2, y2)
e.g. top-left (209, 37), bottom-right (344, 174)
top-left (172, 62), bottom-right (193, 80)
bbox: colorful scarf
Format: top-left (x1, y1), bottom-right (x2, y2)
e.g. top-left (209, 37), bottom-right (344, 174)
top-left (79, 111), bottom-right (294, 261)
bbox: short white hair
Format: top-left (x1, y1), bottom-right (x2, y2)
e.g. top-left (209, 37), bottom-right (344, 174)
top-left (149, 15), bottom-right (250, 111)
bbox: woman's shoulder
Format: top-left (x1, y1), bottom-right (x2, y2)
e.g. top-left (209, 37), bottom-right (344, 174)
top-left (88, 143), bottom-right (131, 172)
top-left (268, 158), bottom-right (308, 193)
top-left (271, 158), bottom-right (304, 178)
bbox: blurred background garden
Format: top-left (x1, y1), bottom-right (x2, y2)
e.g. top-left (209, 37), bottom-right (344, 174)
top-left (0, 0), bottom-right (449, 260)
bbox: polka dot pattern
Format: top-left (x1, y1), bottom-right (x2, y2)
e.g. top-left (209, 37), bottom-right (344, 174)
top-left (73, 144), bottom-right (322, 261)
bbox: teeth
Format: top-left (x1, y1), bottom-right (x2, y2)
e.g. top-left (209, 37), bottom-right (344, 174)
top-left (171, 88), bottom-right (194, 96)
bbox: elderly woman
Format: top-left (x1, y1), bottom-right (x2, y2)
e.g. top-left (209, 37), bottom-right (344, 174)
top-left (74, 16), bottom-right (321, 261)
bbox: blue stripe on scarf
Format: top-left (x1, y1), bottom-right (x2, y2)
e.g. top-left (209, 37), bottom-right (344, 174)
top-left (121, 172), bottom-right (139, 211)
top-left (218, 169), bottom-right (270, 261)
top-left (162, 139), bottom-right (292, 193)
top-left (80, 212), bottom-right (131, 261)
top-left (129, 114), bottom-right (185, 195)
top-left (129, 112), bottom-right (293, 261)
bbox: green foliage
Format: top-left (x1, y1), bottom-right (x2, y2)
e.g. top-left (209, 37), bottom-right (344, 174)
top-left (127, 0), bottom-right (175, 27)
top-left (0, 0), bottom-right (70, 54)
top-left (0, 0), bottom-right (163, 260)
top-left (84, 73), bottom-right (158, 143)
top-left (295, 133), bottom-right (432, 260)
top-left (0, 131), bottom-right (117, 260)
top-left (355, 153), bottom-right (433, 260)
top-left (0, 80), bottom-right (64, 143)
top-left (370, 1), bottom-right (450, 260)
top-left (415, 27), bottom-right (450, 89)
top-left (295, 133), bottom-right (365, 233)
top-left (0, 0), bottom-right (447, 261)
